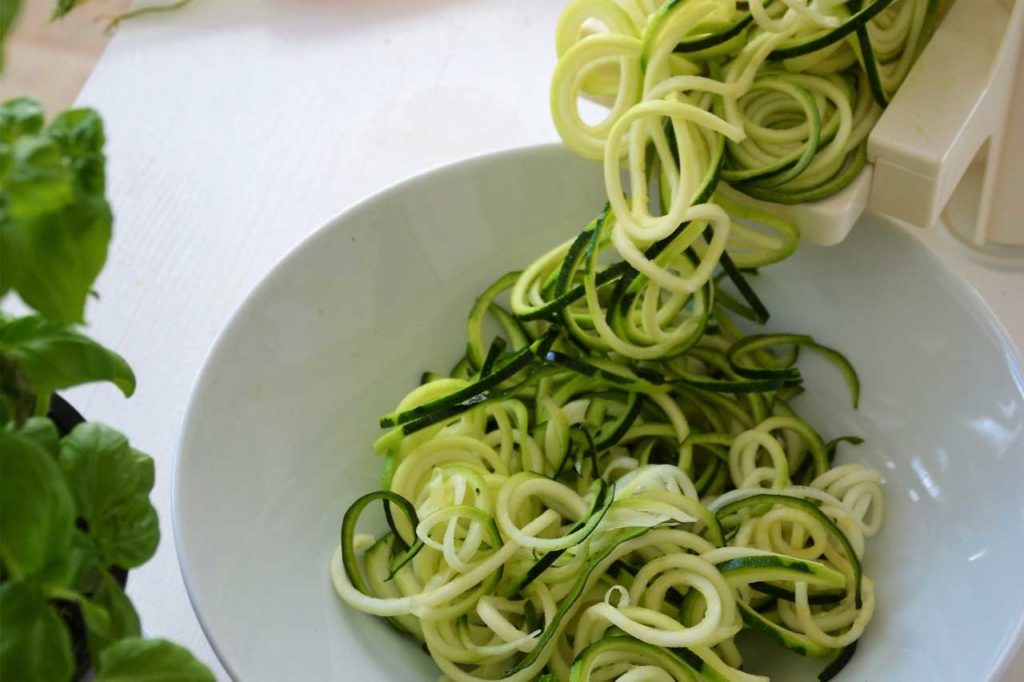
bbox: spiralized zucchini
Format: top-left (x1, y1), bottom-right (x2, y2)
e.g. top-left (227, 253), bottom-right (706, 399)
top-left (552, 0), bottom-right (939, 206)
top-left (332, 260), bottom-right (885, 680)
top-left (327, 0), bottom-right (929, 679)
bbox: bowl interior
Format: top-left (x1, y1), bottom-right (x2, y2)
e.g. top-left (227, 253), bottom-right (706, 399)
top-left (175, 145), bottom-right (1024, 681)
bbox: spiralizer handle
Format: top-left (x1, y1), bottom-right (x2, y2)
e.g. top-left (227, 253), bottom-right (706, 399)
top-left (866, 0), bottom-right (1024, 246)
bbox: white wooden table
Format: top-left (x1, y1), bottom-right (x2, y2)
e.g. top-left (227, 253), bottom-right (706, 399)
top-left (68, 1), bottom-right (1024, 679)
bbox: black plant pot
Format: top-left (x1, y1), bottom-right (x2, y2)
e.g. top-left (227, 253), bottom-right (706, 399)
top-left (48, 394), bottom-right (129, 680)
top-left (49, 394), bottom-right (87, 437)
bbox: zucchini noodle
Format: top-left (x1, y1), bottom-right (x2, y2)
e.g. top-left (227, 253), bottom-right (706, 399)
top-left (552, 0), bottom-right (939, 207)
top-left (329, 0), bottom-right (935, 678)
top-left (332, 262), bottom-right (886, 680)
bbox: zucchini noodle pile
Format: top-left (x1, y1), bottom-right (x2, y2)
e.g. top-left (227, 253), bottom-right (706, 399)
top-left (328, 0), bottom-right (928, 679)
top-left (552, 0), bottom-right (939, 204)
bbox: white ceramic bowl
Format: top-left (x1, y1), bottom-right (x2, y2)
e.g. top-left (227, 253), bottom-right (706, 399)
top-left (175, 145), bottom-right (1024, 681)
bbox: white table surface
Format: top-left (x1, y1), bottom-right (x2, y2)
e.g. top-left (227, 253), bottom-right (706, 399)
top-left (67, 1), bottom-right (1024, 679)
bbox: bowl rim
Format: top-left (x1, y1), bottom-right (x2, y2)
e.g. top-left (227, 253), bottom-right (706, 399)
top-left (171, 142), bottom-right (1024, 681)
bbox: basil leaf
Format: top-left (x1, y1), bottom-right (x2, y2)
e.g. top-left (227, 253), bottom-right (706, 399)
top-left (52, 0), bottom-right (87, 20)
top-left (96, 638), bottom-right (215, 682)
top-left (48, 108), bottom-right (107, 198)
top-left (0, 582), bottom-right (73, 682)
top-left (59, 423), bottom-right (160, 568)
top-left (0, 197), bottom-right (112, 324)
top-left (0, 429), bottom-right (74, 581)
top-left (0, 5), bottom-right (22, 75)
top-left (81, 571), bottom-right (142, 660)
top-left (0, 351), bottom-right (34, 425)
top-left (4, 134), bottom-right (74, 219)
top-left (0, 97), bottom-right (42, 144)
top-left (0, 315), bottom-right (135, 400)
top-left (69, 527), bottom-right (102, 594)
top-left (18, 416), bottom-right (60, 457)
top-left (0, 99), bottom-right (111, 323)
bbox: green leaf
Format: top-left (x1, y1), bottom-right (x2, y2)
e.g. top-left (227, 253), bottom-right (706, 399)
top-left (0, 351), bottom-right (34, 425)
top-left (0, 98), bottom-right (43, 143)
top-left (0, 429), bottom-right (74, 581)
top-left (0, 196), bottom-right (112, 324)
top-left (18, 416), bottom-right (60, 457)
top-left (0, 5), bottom-right (23, 73)
top-left (81, 570), bottom-right (142, 660)
top-left (0, 315), bottom-right (135, 401)
top-left (4, 135), bottom-right (75, 218)
top-left (0, 100), bottom-right (111, 323)
top-left (0, 582), bottom-right (74, 682)
top-left (69, 527), bottom-right (102, 593)
top-left (59, 423), bottom-right (160, 568)
top-left (48, 107), bottom-right (107, 196)
top-left (96, 638), bottom-right (215, 682)
top-left (52, 0), bottom-right (87, 20)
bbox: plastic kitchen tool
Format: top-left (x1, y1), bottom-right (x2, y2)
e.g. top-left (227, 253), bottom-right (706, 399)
top-left (767, 0), bottom-right (1024, 247)
top-left (941, 0), bottom-right (1024, 254)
